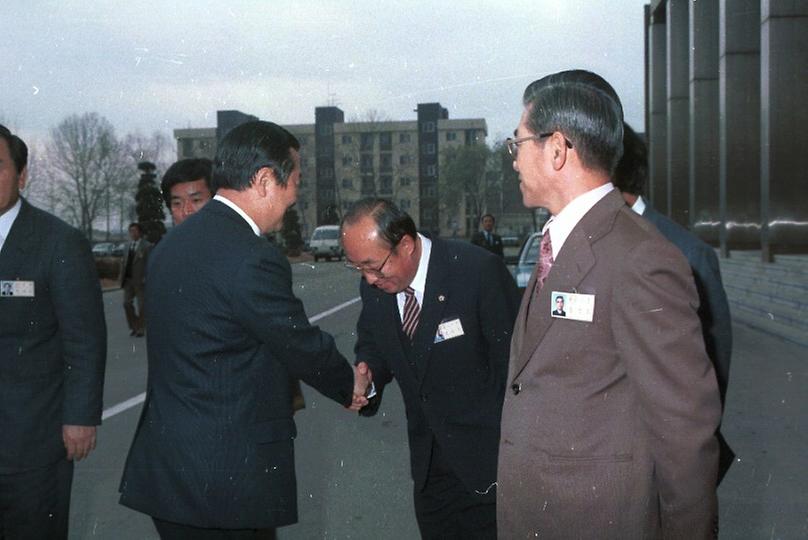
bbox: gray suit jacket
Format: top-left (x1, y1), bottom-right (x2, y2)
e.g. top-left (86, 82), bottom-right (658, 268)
top-left (497, 190), bottom-right (721, 539)
top-left (0, 198), bottom-right (106, 471)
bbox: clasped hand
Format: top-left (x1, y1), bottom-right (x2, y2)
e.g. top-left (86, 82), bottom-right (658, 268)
top-left (347, 361), bottom-right (373, 411)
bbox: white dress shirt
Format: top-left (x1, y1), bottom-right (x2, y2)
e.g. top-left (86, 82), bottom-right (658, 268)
top-left (0, 198), bottom-right (22, 254)
top-left (630, 195), bottom-right (647, 216)
top-left (396, 233), bottom-right (431, 322)
top-left (214, 194), bottom-right (261, 237)
top-left (542, 183), bottom-right (614, 260)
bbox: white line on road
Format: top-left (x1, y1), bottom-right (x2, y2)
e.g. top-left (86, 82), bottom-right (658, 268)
top-left (101, 296), bottom-right (362, 421)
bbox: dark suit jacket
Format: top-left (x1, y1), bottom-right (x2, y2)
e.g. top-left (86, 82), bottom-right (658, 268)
top-left (355, 237), bottom-right (520, 494)
top-left (497, 190), bottom-right (721, 539)
top-left (119, 238), bottom-right (150, 287)
top-left (119, 200), bottom-right (355, 529)
top-left (470, 230), bottom-right (504, 258)
top-left (0, 198), bottom-right (106, 472)
top-left (642, 204), bottom-right (735, 481)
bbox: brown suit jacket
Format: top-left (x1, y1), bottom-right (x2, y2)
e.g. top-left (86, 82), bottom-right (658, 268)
top-left (497, 190), bottom-right (721, 539)
top-left (119, 239), bottom-right (150, 287)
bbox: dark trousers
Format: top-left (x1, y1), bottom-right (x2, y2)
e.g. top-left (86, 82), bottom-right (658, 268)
top-left (413, 441), bottom-right (496, 540)
top-left (122, 279), bottom-right (145, 333)
top-left (0, 459), bottom-right (74, 540)
top-left (153, 518), bottom-right (276, 540)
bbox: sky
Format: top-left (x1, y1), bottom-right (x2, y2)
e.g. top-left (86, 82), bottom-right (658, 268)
top-left (1, 0), bottom-right (649, 148)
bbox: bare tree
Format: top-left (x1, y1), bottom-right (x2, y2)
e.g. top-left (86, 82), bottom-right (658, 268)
top-left (47, 113), bottom-right (128, 241)
top-left (439, 143), bottom-right (492, 235)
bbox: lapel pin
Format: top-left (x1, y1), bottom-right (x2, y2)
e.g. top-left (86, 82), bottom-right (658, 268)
top-left (438, 295), bottom-right (445, 302)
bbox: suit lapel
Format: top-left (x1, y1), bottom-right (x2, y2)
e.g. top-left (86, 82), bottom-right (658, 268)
top-left (0, 199), bottom-right (35, 278)
top-left (510, 190), bottom-right (624, 382)
top-left (411, 238), bottom-right (450, 385)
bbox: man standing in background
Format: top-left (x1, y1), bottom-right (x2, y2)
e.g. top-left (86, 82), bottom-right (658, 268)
top-left (0, 124), bottom-right (107, 539)
top-left (160, 157), bottom-right (214, 226)
top-left (470, 213), bottom-right (504, 258)
top-left (120, 222), bottom-right (150, 337)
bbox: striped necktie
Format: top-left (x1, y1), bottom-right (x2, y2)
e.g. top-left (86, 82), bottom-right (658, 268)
top-left (535, 229), bottom-right (554, 294)
top-left (402, 286), bottom-right (420, 339)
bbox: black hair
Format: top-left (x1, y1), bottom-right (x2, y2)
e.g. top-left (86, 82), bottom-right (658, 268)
top-left (0, 124), bottom-right (29, 174)
top-left (160, 158), bottom-right (213, 207)
top-left (613, 122), bottom-right (647, 196)
top-left (212, 121), bottom-right (300, 192)
top-left (341, 198), bottom-right (417, 248)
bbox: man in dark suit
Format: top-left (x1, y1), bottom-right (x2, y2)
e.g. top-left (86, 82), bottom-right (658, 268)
top-left (497, 71), bottom-right (722, 539)
top-left (341, 198), bottom-right (520, 539)
top-left (470, 213), bottom-right (504, 258)
top-left (119, 121), bottom-right (370, 539)
top-left (0, 124), bottom-right (106, 539)
top-left (615, 122), bottom-right (735, 483)
top-left (119, 222), bottom-right (150, 337)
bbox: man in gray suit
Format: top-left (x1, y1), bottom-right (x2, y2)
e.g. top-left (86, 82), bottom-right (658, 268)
top-left (497, 71), bottom-right (721, 539)
top-left (615, 123), bottom-right (735, 483)
top-left (0, 124), bottom-right (106, 538)
top-left (120, 222), bottom-right (150, 336)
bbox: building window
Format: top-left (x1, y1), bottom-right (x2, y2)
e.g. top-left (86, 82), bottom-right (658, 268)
top-left (341, 135), bottom-right (353, 144)
top-left (426, 164), bottom-right (436, 177)
top-left (342, 155), bottom-right (353, 166)
top-left (360, 133), bottom-right (374, 152)
top-left (380, 154), bottom-right (393, 171)
top-left (399, 133), bottom-right (412, 143)
top-left (399, 176), bottom-right (411, 187)
top-left (424, 143), bottom-right (436, 155)
top-left (423, 121), bottom-right (435, 133)
top-left (318, 124), bottom-right (333, 136)
top-left (422, 184), bottom-right (437, 197)
top-left (361, 176), bottom-right (375, 194)
top-left (399, 154), bottom-right (411, 165)
top-left (342, 178), bottom-right (353, 189)
top-left (181, 139), bottom-right (193, 157)
top-left (360, 154), bottom-right (374, 171)
top-left (379, 132), bottom-right (392, 151)
top-left (379, 176), bottom-right (393, 194)
top-left (465, 129), bottom-right (478, 144)
top-left (319, 168), bottom-right (333, 179)
top-left (400, 199), bottom-right (411, 210)
top-left (446, 131), bottom-right (457, 141)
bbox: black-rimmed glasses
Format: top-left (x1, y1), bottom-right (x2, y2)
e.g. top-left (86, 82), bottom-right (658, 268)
top-left (344, 246), bottom-right (395, 278)
top-left (506, 132), bottom-right (573, 158)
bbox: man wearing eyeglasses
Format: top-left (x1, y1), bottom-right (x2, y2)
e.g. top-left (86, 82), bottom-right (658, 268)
top-left (497, 70), bottom-right (721, 539)
top-left (341, 198), bottom-right (520, 539)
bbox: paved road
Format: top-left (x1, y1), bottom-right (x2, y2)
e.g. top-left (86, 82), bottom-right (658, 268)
top-left (68, 262), bottom-right (807, 539)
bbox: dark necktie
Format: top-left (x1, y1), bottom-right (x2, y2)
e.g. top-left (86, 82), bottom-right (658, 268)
top-left (402, 286), bottom-right (420, 339)
top-left (535, 229), bottom-right (554, 294)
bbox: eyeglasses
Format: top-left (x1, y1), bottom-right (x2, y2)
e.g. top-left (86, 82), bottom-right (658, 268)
top-left (344, 246), bottom-right (395, 278)
top-left (506, 132), bottom-right (573, 158)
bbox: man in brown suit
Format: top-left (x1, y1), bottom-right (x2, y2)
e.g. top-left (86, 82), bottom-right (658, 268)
top-left (120, 222), bottom-right (150, 337)
top-left (497, 70), bottom-right (722, 539)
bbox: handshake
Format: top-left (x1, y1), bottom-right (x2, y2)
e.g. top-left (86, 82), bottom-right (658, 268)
top-left (347, 361), bottom-right (374, 412)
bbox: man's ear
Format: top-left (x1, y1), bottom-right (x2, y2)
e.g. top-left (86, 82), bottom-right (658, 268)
top-left (549, 133), bottom-right (569, 171)
top-left (252, 167), bottom-right (274, 198)
top-left (18, 166), bottom-right (28, 191)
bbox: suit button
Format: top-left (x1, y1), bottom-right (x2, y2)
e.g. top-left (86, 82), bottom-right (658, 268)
top-left (420, 393), bottom-right (429, 402)
top-left (511, 383), bottom-right (521, 395)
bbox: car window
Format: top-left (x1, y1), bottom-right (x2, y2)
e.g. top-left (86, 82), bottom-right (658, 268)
top-left (520, 235), bottom-right (542, 265)
top-left (313, 228), bottom-right (339, 240)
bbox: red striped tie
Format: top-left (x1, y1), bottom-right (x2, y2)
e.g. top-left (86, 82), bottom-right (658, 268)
top-left (535, 229), bottom-right (554, 294)
top-left (402, 286), bottom-right (420, 339)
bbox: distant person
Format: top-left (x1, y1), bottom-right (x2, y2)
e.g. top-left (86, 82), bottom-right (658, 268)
top-left (0, 124), bottom-right (106, 539)
top-left (615, 121), bottom-right (735, 483)
top-left (341, 198), bottom-right (520, 539)
top-left (119, 120), bottom-right (370, 538)
top-left (119, 222), bottom-right (150, 337)
top-left (497, 70), bottom-right (721, 539)
top-left (551, 295), bottom-right (566, 317)
top-left (160, 158), bottom-right (214, 226)
top-left (470, 213), bottom-right (504, 258)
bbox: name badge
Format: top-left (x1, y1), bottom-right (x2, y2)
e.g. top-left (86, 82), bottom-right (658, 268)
top-left (435, 318), bottom-right (464, 343)
top-left (0, 280), bottom-right (35, 297)
top-left (550, 291), bottom-right (594, 322)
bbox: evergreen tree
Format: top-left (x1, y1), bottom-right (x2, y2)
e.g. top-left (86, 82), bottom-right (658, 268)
top-left (281, 208), bottom-right (304, 256)
top-left (135, 161), bottom-right (166, 243)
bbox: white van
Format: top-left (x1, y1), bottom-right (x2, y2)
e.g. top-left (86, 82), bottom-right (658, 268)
top-left (309, 225), bottom-right (343, 262)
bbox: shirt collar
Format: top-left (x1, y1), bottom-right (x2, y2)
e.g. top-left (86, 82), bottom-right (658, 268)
top-left (543, 183), bottom-right (614, 260)
top-left (409, 233), bottom-right (431, 295)
top-left (630, 195), bottom-right (646, 216)
top-left (0, 197), bottom-right (22, 252)
top-left (214, 194), bottom-right (261, 236)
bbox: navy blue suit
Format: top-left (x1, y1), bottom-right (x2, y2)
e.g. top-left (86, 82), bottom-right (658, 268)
top-left (119, 200), bottom-right (355, 530)
top-left (355, 237), bottom-right (520, 537)
top-left (642, 204), bottom-right (735, 481)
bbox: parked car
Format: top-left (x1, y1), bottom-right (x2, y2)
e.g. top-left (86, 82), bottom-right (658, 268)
top-left (512, 232), bottom-right (542, 289)
top-left (112, 242), bottom-right (127, 257)
top-left (309, 225), bottom-right (343, 262)
top-left (91, 242), bottom-right (116, 257)
top-left (502, 235), bottom-right (522, 264)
